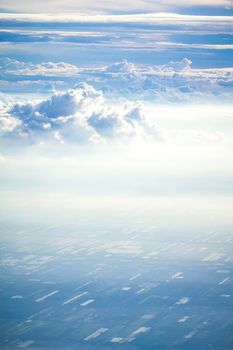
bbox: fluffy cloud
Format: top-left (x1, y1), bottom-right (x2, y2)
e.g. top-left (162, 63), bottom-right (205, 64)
top-left (95, 59), bottom-right (233, 103)
top-left (1, 57), bottom-right (233, 102)
top-left (0, 115), bottom-right (21, 134)
top-left (0, 100), bottom-right (21, 133)
top-left (160, 58), bottom-right (192, 72)
top-left (0, 58), bottom-right (80, 77)
top-left (0, 83), bottom-right (160, 146)
top-left (104, 60), bottom-right (137, 74)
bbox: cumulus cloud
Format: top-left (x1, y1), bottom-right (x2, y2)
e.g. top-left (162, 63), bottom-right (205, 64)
top-left (0, 83), bottom-right (160, 146)
top-left (0, 115), bottom-right (20, 133)
top-left (0, 100), bottom-right (21, 134)
top-left (160, 58), bottom-right (192, 72)
top-left (0, 57), bottom-right (80, 77)
top-left (104, 60), bottom-right (137, 74)
top-left (95, 59), bottom-right (233, 102)
top-left (1, 57), bottom-right (233, 102)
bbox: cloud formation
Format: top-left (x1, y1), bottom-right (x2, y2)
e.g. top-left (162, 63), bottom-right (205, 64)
top-left (1, 12), bottom-right (232, 71)
top-left (1, 57), bottom-right (233, 102)
top-left (0, 0), bottom-right (232, 14)
top-left (0, 57), bottom-right (80, 77)
top-left (1, 12), bottom-right (232, 27)
top-left (0, 83), bottom-right (159, 146)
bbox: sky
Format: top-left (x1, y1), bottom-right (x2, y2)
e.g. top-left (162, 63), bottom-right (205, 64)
top-left (0, 1), bottom-right (232, 223)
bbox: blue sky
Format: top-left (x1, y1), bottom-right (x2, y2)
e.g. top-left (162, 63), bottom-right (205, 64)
top-left (0, 4), bottom-right (233, 67)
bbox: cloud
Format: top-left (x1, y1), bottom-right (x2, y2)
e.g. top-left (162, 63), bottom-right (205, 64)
top-left (0, 0), bottom-right (232, 14)
top-left (160, 58), bottom-right (192, 72)
top-left (0, 80), bottom-right (63, 94)
top-left (1, 31), bottom-right (233, 54)
top-left (103, 59), bottom-right (137, 74)
top-left (0, 83), bottom-right (160, 146)
top-left (0, 30), bottom-right (115, 46)
top-left (0, 13), bottom-right (232, 74)
top-left (154, 41), bottom-right (233, 50)
top-left (1, 13), bottom-right (232, 29)
top-left (1, 57), bottom-right (233, 102)
top-left (0, 114), bottom-right (21, 133)
top-left (91, 59), bottom-right (233, 102)
top-left (0, 57), bottom-right (80, 77)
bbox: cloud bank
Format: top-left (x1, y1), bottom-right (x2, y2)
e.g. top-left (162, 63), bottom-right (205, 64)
top-left (1, 57), bottom-right (233, 102)
top-left (1, 12), bottom-right (232, 27)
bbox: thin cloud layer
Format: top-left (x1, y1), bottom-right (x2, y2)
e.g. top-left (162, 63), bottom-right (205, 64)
top-left (1, 12), bottom-right (232, 27)
top-left (0, 1), bottom-right (232, 14)
top-left (1, 11), bottom-right (232, 71)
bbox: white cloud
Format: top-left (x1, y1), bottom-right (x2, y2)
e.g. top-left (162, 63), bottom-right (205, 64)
top-left (0, 115), bottom-right (21, 133)
top-left (160, 58), bottom-right (192, 72)
top-left (0, 0), bottom-right (232, 14)
top-left (94, 59), bottom-right (233, 103)
top-left (0, 57), bottom-right (80, 77)
top-left (1, 13), bottom-right (232, 28)
top-left (0, 10), bottom-right (233, 33)
top-left (1, 83), bottom-right (160, 145)
top-left (104, 60), bottom-right (137, 74)
top-left (155, 41), bottom-right (233, 50)
top-left (1, 57), bottom-right (233, 103)
top-left (0, 100), bottom-right (21, 133)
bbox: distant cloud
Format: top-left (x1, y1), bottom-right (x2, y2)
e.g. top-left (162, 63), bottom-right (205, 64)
top-left (1, 57), bottom-right (233, 103)
top-left (1, 12), bottom-right (232, 28)
top-left (1, 12), bottom-right (232, 72)
top-left (0, 57), bottom-right (80, 77)
top-left (160, 58), bottom-right (192, 72)
top-left (0, 0), bottom-right (232, 14)
top-left (104, 60), bottom-right (137, 74)
top-left (1, 31), bottom-right (233, 52)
